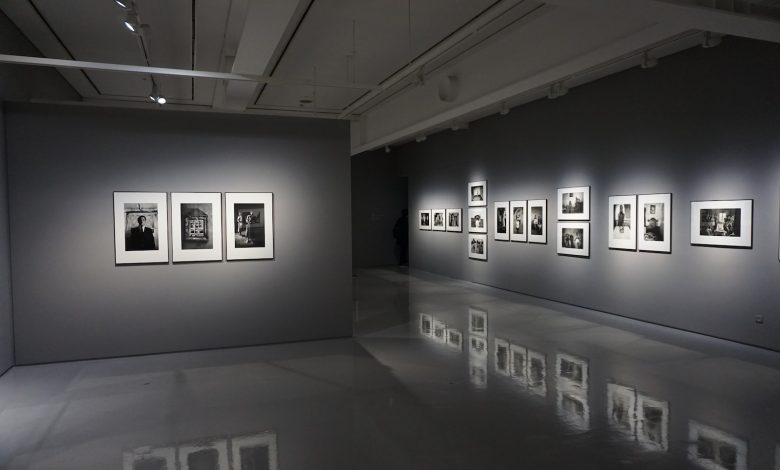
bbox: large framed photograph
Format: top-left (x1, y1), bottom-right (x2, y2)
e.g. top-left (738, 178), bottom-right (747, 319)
top-left (432, 209), bottom-right (446, 231)
top-left (468, 207), bottom-right (487, 233)
top-left (557, 222), bottom-right (589, 257)
top-left (557, 186), bottom-right (590, 220)
top-left (494, 201), bottom-right (509, 241)
top-left (171, 192), bottom-right (223, 263)
top-left (468, 181), bottom-right (487, 207)
top-left (528, 199), bottom-right (547, 244)
top-left (225, 192), bottom-right (274, 260)
top-left (114, 192), bottom-right (169, 265)
top-left (638, 193), bottom-right (671, 253)
top-left (509, 200), bottom-right (527, 242)
top-left (468, 233), bottom-right (488, 261)
top-left (608, 195), bottom-right (636, 251)
top-left (690, 199), bottom-right (752, 248)
top-left (418, 209), bottom-right (432, 230)
top-left (446, 208), bottom-right (462, 232)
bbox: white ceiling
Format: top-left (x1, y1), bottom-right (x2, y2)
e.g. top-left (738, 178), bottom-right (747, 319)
top-left (0, 0), bottom-right (778, 154)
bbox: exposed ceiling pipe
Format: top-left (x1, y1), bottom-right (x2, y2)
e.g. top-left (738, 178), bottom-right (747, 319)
top-left (337, 0), bottom-right (527, 119)
top-left (0, 54), bottom-right (379, 91)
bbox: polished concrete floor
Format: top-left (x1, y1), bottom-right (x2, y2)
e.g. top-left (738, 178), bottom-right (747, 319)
top-left (0, 268), bottom-right (779, 469)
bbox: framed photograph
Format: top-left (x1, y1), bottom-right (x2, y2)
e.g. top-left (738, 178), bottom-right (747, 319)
top-left (691, 200), bottom-right (752, 248)
top-left (608, 195), bottom-right (637, 251)
top-left (446, 328), bottom-right (463, 350)
top-left (231, 432), bottom-right (278, 470)
top-left (468, 207), bottom-right (487, 233)
top-left (528, 199), bottom-right (547, 244)
top-left (468, 307), bottom-right (487, 336)
top-left (509, 200), bottom-right (527, 242)
top-left (468, 233), bottom-right (488, 261)
top-left (556, 352), bottom-right (589, 391)
top-left (418, 209), bottom-right (432, 230)
top-left (688, 421), bottom-right (747, 470)
top-left (468, 181), bottom-right (487, 207)
top-left (170, 192), bottom-right (223, 263)
top-left (431, 209), bottom-right (446, 231)
top-left (225, 192), bottom-right (274, 261)
top-left (557, 186), bottom-right (590, 220)
top-left (638, 193), bottom-right (671, 253)
top-left (114, 192), bottom-right (169, 265)
top-left (557, 222), bottom-right (589, 257)
top-left (494, 338), bottom-right (510, 375)
top-left (509, 344), bottom-right (527, 383)
top-left (446, 208), bottom-right (462, 232)
top-left (494, 201), bottom-right (509, 241)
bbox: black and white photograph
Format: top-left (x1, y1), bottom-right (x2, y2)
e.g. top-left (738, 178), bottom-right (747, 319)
top-left (418, 209), bottom-right (432, 230)
top-left (494, 201), bottom-right (509, 241)
top-left (171, 193), bottom-right (223, 263)
top-left (637, 393), bottom-right (669, 451)
top-left (557, 186), bottom-right (590, 220)
top-left (688, 421), bottom-right (747, 470)
top-left (638, 193), bottom-right (672, 253)
top-left (607, 383), bottom-right (637, 437)
top-left (446, 208), bottom-right (462, 232)
top-left (468, 207), bottom-right (487, 233)
top-left (608, 195), bottom-right (636, 251)
top-left (225, 193), bottom-right (274, 260)
top-left (468, 233), bottom-right (488, 261)
top-left (556, 352), bottom-right (589, 391)
top-left (528, 199), bottom-right (547, 244)
top-left (432, 209), bottom-right (446, 231)
top-left (557, 222), bottom-right (590, 257)
top-left (113, 192), bottom-right (169, 265)
top-left (469, 307), bottom-right (488, 336)
top-left (494, 338), bottom-right (510, 375)
top-left (690, 200), bottom-right (753, 248)
top-left (468, 180), bottom-right (487, 207)
top-left (447, 328), bottom-right (463, 350)
top-left (509, 200), bottom-right (527, 242)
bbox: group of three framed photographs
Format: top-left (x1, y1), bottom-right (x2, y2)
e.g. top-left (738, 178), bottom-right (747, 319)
top-left (493, 200), bottom-right (548, 243)
top-left (113, 191), bottom-right (274, 265)
top-left (419, 208), bottom-right (463, 232)
top-left (468, 181), bottom-right (488, 261)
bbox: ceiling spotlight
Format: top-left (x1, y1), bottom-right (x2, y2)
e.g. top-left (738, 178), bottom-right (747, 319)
top-left (415, 135), bottom-right (427, 143)
top-left (148, 83), bottom-right (166, 105)
top-left (640, 51), bottom-right (658, 69)
top-left (547, 82), bottom-right (568, 99)
top-left (702, 31), bottom-right (722, 49)
top-left (384, 146), bottom-right (391, 154)
top-left (499, 102), bottom-right (510, 116)
top-left (156, 96), bottom-right (167, 105)
top-left (123, 11), bottom-right (140, 33)
top-left (114, 0), bottom-right (131, 8)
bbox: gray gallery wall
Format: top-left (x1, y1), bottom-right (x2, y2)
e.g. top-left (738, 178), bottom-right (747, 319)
top-left (5, 104), bottom-right (352, 364)
top-left (401, 37), bottom-right (780, 351)
top-left (0, 102), bottom-right (14, 374)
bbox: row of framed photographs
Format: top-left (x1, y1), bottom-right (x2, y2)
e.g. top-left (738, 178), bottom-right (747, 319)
top-left (418, 208), bottom-right (463, 232)
top-left (113, 191), bottom-right (274, 265)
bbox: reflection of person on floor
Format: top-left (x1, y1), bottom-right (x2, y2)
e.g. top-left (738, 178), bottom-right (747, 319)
top-left (128, 216), bottom-right (156, 250)
top-left (392, 209), bottom-right (409, 266)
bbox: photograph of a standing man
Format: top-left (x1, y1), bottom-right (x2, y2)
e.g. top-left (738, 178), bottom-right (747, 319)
top-left (127, 215), bottom-right (157, 251)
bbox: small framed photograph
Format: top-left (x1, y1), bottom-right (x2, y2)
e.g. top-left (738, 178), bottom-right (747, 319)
top-left (690, 199), bottom-right (752, 248)
top-left (171, 192), bottom-right (223, 263)
top-left (468, 181), bottom-right (487, 207)
top-left (557, 186), bottom-right (590, 220)
top-left (431, 209), bottom-right (446, 231)
top-left (494, 201), bottom-right (509, 241)
top-left (608, 195), bottom-right (637, 251)
top-left (468, 207), bottom-right (487, 233)
top-left (418, 209), bottom-right (432, 230)
top-left (446, 208), bottom-right (462, 232)
top-left (528, 199), bottom-right (547, 244)
top-left (468, 233), bottom-right (488, 261)
top-left (114, 192), bottom-right (169, 265)
top-left (638, 193), bottom-right (671, 253)
top-left (446, 328), bottom-right (463, 350)
top-left (557, 222), bottom-right (589, 257)
top-left (225, 192), bottom-right (274, 261)
top-left (468, 307), bottom-right (487, 336)
top-left (509, 200), bottom-right (527, 242)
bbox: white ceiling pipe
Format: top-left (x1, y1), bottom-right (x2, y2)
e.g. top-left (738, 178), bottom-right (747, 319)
top-left (337, 0), bottom-right (528, 118)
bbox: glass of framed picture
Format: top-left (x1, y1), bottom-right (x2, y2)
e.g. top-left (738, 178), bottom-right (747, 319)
top-left (690, 199), bottom-right (752, 248)
top-left (468, 181), bottom-right (487, 207)
top-left (637, 193), bottom-right (671, 253)
top-left (468, 207), bottom-right (487, 233)
top-left (431, 209), bottom-right (446, 231)
top-left (446, 208), bottom-right (462, 232)
top-left (528, 199), bottom-right (547, 244)
top-left (557, 186), bottom-right (590, 220)
top-left (418, 209), bottom-right (432, 230)
top-left (494, 201), bottom-right (509, 241)
top-left (171, 192), bottom-right (223, 262)
top-left (509, 200), bottom-right (527, 242)
top-left (557, 222), bottom-right (589, 257)
top-left (114, 191), bottom-right (169, 265)
top-left (608, 195), bottom-right (637, 251)
top-left (468, 233), bottom-right (488, 261)
top-left (225, 192), bottom-right (274, 260)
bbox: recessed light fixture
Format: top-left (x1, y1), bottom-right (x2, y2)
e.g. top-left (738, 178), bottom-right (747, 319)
top-left (114, 0), bottom-right (130, 8)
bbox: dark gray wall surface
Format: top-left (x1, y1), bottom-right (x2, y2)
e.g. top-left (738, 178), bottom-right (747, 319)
top-left (0, 10), bottom-right (79, 102)
top-left (6, 104), bottom-right (352, 364)
top-left (0, 102), bottom-right (13, 374)
top-left (402, 37), bottom-right (780, 351)
top-left (352, 149), bottom-right (407, 267)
